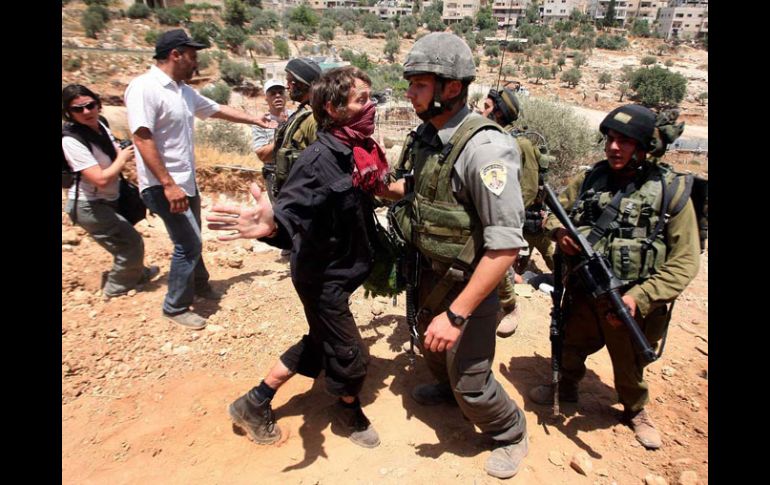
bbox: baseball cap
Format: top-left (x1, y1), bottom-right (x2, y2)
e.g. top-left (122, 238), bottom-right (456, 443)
top-left (264, 79), bottom-right (286, 93)
top-left (153, 29), bottom-right (207, 60)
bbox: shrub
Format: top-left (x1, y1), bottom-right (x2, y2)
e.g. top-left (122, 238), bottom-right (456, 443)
top-left (126, 3), bottom-right (151, 19)
top-left (664, 59), bottom-right (674, 67)
top-left (64, 57), bottom-right (82, 71)
top-left (343, 21), bottom-right (356, 35)
top-left (81, 9), bottom-right (106, 39)
top-left (201, 82), bottom-right (232, 104)
top-left (219, 58), bottom-right (252, 85)
top-left (598, 72), bottom-right (611, 88)
top-left (144, 29), bottom-right (159, 46)
top-left (561, 67), bottom-right (581, 87)
top-left (196, 120), bottom-right (251, 155)
top-left (640, 55), bottom-right (657, 66)
top-left (629, 65), bottom-right (687, 106)
top-left (517, 97), bottom-right (599, 183)
top-left (189, 21), bottom-right (221, 48)
top-left (197, 51), bottom-right (212, 70)
top-left (273, 36), bottom-right (290, 59)
top-left (156, 7), bottom-right (191, 26)
top-left (221, 25), bottom-right (248, 50)
top-left (223, 0), bottom-right (248, 27)
top-left (596, 34), bottom-right (629, 50)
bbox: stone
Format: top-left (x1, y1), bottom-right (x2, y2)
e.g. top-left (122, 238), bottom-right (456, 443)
top-left (644, 474), bottom-right (668, 485)
top-left (172, 346), bottom-right (191, 355)
top-left (662, 366), bottom-right (676, 377)
top-left (548, 451), bottom-right (564, 466)
top-left (62, 230), bottom-right (81, 245)
top-left (678, 470), bottom-right (699, 485)
top-left (570, 450), bottom-right (592, 475)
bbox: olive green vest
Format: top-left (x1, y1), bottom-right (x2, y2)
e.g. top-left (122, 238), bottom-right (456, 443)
top-left (569, 161), bottom-right (690, 284)
top-left (394, 115), bottom-right (504, 266)
top-left (273, 105), bottom-right (314, 192)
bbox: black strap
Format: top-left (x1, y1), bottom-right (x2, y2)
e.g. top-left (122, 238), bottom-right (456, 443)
top-left (585, 180), bottom-right (637, 246)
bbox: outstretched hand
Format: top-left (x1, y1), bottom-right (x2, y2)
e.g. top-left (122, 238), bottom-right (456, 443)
top-left (206, 183), bottom-right (276, 240)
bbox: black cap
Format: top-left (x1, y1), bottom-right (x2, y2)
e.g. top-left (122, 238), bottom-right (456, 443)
top-left (285, 58), bottom-right (322, 86)
top-left (600, 104), bottom-right (657, 150)
top-left (153, 29), bottom-right (207, 60)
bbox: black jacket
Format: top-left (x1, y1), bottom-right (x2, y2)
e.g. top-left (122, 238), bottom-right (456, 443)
top-left (263, 131), bottom-right (375, 294)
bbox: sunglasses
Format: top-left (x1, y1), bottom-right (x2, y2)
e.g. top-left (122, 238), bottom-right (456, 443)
top-left (69, 101), bottom-right (99, 113)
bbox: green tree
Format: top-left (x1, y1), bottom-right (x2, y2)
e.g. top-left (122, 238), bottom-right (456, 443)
top-left (288, 22), bottom-right (309, 40)
top-left (287, 4), bottom-right (319, 29)
top-left (250, 9), bottom-right (280, 33)
top-left (550, 64), bottom-right (559, 78)
top-left (223, 0), bottom-right (248, 27)
top-left (273, 36), bottom-right (290, 59)
top-left (201, 82), bottom-right (232, 104)
top-left (219, 58), bottom-right (252, 85)
top-left (474, 55), bottom-right (481, 67)
top-left (604, 0), bottom-right (617, 27)
top-left (696, 91), bottom-right (708, 105)
top-left (484, 45), bottom-right (500, 58)
top-left (598, 71), bottom-right (611, 88)
top-left (618, 82), bottom-right (629, 101)
top-left (532, 65), bottom-right (550, 84)
top-left (320, 26), bottom-right (334, 45)
top-left (475, 6), bottom-right (495, 31)
top-left (640, 55), bottom-right (657, 66)
top-left (81, 9), bottom-right (106, 39)
top-left (189, 21), bottom-right (221, 48)
top-left (630, 19), bottom-right (651, 37)
top-left (221, 26), bottom-right (247, 51)
top-left (629, 65), bottom-right (687, 106)
top-left (557, 54), bottom-right (566, 71)
top-left (486, 57), bottom-right (501, 72)
top-left (573, 51), bottom-right (588, 68)
top-left (245, 0), bottom-right (262, 7)
top-left (664, 59), bottom-right (674, 67)
top-left (127, 3), bottom-right (151, 19)
top-left (342, 20), bottom-right (356, 35)
top-left (156, 6), bottom-right (191, 26)
top-left (384, 36), bottom-right (400, 62)
top-left (398, 16), bottom-right (418, 38)
top-left (561, 67), bottom-right (581, 87)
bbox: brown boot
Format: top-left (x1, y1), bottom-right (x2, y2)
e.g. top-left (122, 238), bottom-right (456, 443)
top-left (496, 306), bottom-right (520, 338)
top-left (627, 409), bottom-right (662, 450)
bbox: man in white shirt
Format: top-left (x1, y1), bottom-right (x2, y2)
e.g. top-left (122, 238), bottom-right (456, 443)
top-left (125, 29), bottom-right (277, 329)
top-left (251, 78), bottom-right (293, 163)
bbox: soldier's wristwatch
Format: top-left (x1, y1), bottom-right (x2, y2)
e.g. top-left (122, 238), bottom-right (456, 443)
top-left (446, 307), bottom-right (468, 327)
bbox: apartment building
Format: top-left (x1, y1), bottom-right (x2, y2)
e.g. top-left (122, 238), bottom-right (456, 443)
top-left (442, 0), bottom-right (482, 24)
top-left (657, 0), bottom-right (707, 39)
top-left (367, 0), bottom-right (435, 20)
top-left (588, 0), bottom-right (631, 25)
top-left (308, 0), bottom-right (360, 9)
top-left (541, 0), bottom-right (590, 24)
top-left (491, 0), bottom-right (530, 28)
top-left (624, 1), bottom-right (664, 24)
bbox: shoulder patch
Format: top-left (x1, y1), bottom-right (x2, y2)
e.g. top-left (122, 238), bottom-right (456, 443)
top-left (480, 162), bottom-right (507, 196)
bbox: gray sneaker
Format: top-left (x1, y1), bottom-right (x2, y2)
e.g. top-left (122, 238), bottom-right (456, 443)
top-left (164, 310), bottom-right (207, 330)
top-left (485, 432), bottom-right (529, 479)
top-left (331, 401), bottom-right (381, 448)
top-left (411, 382), bottom-right (458, 406)
top-left (228, 393), bottom-right (282, 445)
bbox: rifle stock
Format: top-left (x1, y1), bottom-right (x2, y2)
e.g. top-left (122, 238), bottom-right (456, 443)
top-left (543, 184), bottom-right (658, 365)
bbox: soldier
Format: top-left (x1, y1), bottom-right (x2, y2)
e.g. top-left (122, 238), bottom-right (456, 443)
top-left (482, 88), bottom-right (557, 337)
top-left (384, 32), bottom-right (529, 479)
top-left (262, 57), bottom-right (322, 202)
top-left (528, 104), bottom-right (701, 450)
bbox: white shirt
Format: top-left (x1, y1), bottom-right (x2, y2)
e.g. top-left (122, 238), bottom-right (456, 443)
top-left (63, 122), bottom-right (120, 202)
top-left (124, 65), bottom-right (220, 195)
top-left (251, 109), bottom-right (294, 152)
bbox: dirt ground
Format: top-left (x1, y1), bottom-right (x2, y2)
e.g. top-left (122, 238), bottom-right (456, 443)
top-left (62, 185), bottom-right (708, 485)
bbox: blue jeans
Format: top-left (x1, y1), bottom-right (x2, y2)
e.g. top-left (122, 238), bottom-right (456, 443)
top-left (142, 186), bottom-right (210, 314)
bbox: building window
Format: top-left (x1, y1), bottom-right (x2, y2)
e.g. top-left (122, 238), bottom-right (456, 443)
top-left (676, 13), bottom-right (684, 18)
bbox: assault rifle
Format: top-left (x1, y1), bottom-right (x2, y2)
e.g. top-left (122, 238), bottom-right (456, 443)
top-left (543, 184), bottom-right (659, 368)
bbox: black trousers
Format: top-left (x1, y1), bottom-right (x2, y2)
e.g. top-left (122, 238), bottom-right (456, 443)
top-left (279, 284), bottom-right (369, 397)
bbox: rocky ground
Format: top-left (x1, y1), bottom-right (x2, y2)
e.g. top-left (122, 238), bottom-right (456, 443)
top-left (62, 183), bottom-right (708, 484)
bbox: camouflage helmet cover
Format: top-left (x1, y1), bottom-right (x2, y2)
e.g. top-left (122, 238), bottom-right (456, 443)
top-left (488, 87), bottom-right (520, 124)
top-left (403, 32), bottom-right (476, 81)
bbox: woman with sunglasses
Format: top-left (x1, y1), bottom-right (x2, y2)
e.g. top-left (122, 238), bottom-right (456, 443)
top-left (62, 84), bottom-right (158, 298)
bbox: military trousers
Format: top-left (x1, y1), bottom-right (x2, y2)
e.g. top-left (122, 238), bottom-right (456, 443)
top-left (417, 268), bottom-right (526, 443)
top-left (560, 285), bottom-right (671, 413)
top-left (523, 230), bottom-right (555, 272)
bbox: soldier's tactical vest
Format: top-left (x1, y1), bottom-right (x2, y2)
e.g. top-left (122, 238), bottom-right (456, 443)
top-left (273, 105), bottom-right (314, 193)
top-left (569, 160), bottom-right (692, 284)
top-left (393, 115), bottom-right (504, 267)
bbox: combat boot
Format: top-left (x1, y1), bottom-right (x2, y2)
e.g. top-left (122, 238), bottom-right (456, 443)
top-left (627, 408), bottom-right (662, 450)
top-left (528, 383), bottom-right (578, 405)
top-left (228, 393), bottom-right (281, 444)
top-left (496, 306), bottom-right (520, 338)
top-left (411, 382), bottom-right (458, 406)
top-left (485, 432), bottom-right (529, 479)
top-left (331, 400), bottom-right (381, 448)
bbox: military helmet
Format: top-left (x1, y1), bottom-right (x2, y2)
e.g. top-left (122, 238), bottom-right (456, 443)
top-left (488, 88), bottom-right (520, 124)
top-left (403, 32), bottom-right (475, 81)
top-left (599, 104), bottom-right (657, 150)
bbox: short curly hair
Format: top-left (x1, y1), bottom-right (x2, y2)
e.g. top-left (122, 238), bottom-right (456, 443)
top-left (309, 66), bottom-right (371, 131)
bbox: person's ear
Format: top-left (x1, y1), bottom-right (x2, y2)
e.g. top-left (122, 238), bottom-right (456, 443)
top-left (443, 79), bottom-right (462, 99)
